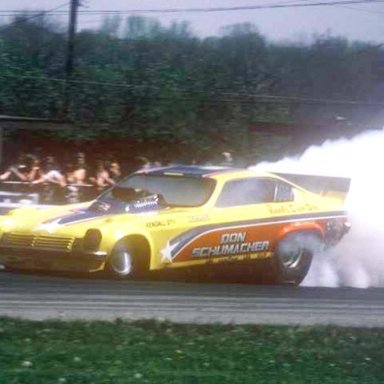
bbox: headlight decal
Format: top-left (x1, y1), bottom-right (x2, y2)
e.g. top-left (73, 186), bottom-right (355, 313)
top-left (83, 229), bottom-right (102, 251)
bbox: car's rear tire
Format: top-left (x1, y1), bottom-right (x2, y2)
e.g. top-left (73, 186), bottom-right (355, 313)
top-left (107, 239), bottom-right (149, 279)
top-left (271, 232), bottom-right (322, 285)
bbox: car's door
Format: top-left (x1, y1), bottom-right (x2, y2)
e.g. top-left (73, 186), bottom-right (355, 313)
top-left (169, 177), bottom-right (296, 265)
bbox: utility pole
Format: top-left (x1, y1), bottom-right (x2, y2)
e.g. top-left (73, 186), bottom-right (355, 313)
top-left (63, 0), bottom-right (80, 116)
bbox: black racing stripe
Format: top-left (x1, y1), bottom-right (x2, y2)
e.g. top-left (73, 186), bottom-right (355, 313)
top-left (170, 210), bottom-right (347, 257)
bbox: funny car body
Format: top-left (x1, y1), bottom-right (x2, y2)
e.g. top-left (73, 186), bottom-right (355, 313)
top-left (0, 165), bottom-right (350, 285)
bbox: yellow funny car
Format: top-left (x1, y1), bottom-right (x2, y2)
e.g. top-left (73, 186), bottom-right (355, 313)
top-left (0, 165), bottom-right (350, 284)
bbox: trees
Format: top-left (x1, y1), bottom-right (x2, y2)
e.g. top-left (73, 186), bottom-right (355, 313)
top-left (0, 14), bottom-right (66, 117)
top-left (0, 15), bottom-right (382, 161)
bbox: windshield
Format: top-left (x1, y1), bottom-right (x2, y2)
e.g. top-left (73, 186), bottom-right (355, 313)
top-left (100, 174), bottom-right (215, 207)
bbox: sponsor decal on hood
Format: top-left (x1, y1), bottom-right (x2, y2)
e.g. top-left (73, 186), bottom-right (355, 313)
top-left (38, 194), bottom-right (168, 228)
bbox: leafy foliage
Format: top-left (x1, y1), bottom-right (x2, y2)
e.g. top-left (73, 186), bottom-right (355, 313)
top-left (0, 14), bottom-right (383, 156)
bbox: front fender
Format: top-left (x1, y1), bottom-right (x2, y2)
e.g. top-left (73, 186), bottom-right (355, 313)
top-left (97, 222), bottom-right (154, 264)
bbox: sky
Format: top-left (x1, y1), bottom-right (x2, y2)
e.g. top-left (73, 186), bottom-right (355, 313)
top-left (1, 0), bottom-right (384, 43)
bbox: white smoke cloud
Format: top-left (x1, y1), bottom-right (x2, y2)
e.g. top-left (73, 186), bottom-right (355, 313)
top-left (251, 128), bottom-right (384, 288)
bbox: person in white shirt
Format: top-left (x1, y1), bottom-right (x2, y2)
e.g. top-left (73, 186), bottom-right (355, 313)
top-left (33, 156), bottom-right (66, 203)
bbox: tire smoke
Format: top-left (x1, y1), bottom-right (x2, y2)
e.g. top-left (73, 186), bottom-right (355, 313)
top-left (251, 128), bottom-right (384, 288)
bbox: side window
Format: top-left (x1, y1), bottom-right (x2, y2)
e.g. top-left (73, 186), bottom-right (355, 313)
top-left (216, 178), bottom-right (277, 207)
top-left (275, 181), bottom-right (295, 202)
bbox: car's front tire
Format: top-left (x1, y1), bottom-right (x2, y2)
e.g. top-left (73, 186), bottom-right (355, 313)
top-left (107, 239), bottom-right (149, 278)
top-left (271, 232), bottom-right (322, 285)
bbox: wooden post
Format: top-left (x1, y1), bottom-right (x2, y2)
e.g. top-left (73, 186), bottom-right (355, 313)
top-left (63, 0), bottom-right (80, 115)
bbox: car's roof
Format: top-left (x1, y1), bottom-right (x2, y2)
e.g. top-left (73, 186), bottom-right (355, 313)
top-left (138, 165), bottom-right (275, 181)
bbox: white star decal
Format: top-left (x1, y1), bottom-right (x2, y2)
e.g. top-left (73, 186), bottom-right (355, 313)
top-left (36, 219), bottom-right (62, 234)
top-left (160, 241), bottom-right (179, 263)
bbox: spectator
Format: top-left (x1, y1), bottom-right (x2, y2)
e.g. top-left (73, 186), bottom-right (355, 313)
top-left (41, 156), bottom-right (66, 186)
top-left (0, 154), bottom-right (29, 182)
top-left (135, 156), bottom-right (152, 171)
top-left (218, 151), bottom-right (234, 167)
top-left (0, 166), bottom-right (27, 182)
top-left (71, 153), bottom-right (88, 185)
top-left (33, 156), bottom-right (66, 203)
top-left (24, 154), bottom-right (43, 182)
top-left (66, 154), bottom-right (94, 202)
top-left (63, 162), bottom-right (77, 203)
top-left (107, 160), bottom-right (122, 183)
top-left (64, 162), bottom-right (87, 204)
top-left (89, 160), bottom-right (116, 190)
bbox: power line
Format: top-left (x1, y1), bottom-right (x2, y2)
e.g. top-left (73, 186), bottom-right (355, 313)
top-left (335, 4), bottom-right (384, 13)
top-left (0, 0), bottom-right (316, 14)
top-left (0, 2), bottom-right (70, 31)
top-left (84, 0), bottom-right (384, 14)
top-left (0, 2), bottom-right (69, 19)
top-left (1, 0), bottom-right (383, 16)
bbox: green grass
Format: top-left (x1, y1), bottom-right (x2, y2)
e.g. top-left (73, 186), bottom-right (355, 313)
top-left (0, 317), bottom-right (383, 384)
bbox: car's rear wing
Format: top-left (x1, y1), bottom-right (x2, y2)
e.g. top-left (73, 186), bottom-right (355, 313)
top-left (275, 172), bottom-right (351, 204)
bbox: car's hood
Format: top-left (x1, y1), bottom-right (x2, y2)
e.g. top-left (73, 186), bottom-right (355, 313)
top-left (1, 195), bottom-right (183, 236)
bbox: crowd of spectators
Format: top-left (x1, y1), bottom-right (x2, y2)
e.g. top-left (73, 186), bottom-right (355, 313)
top-left (0, 150), bottom-right (236, 204)
top-left (0, 152), bottom-right (140, 204)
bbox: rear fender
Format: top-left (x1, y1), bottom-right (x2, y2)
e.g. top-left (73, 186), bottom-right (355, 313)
top-left (275, 222), bottom-right (324, 251)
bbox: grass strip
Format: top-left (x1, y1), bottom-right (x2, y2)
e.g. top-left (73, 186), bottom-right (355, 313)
top-left (0, 317), bottom-right (383, 384)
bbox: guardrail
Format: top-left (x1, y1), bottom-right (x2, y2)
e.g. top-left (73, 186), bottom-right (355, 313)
top-left (0, 180), bottom-right (103, 206)
top-left (0, 202), bottom-right (55, 215)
